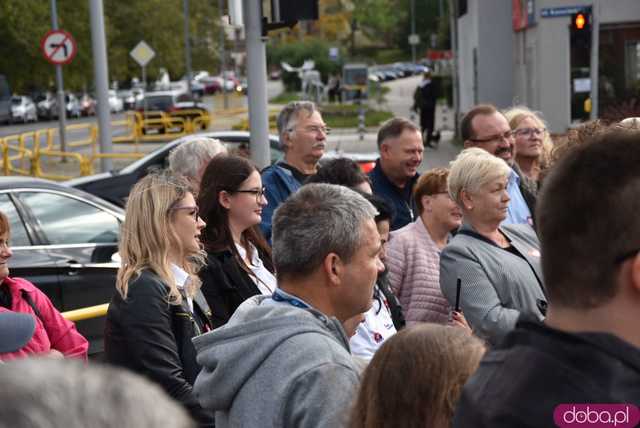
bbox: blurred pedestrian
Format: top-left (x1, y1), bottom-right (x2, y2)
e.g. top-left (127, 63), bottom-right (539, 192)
top-left (0, 211), bottom-right (88, 362)
top-left (503, 106), bottom-right (553, 193)
top-left (369, 118), bottom-right (423, 230)
top-left (454, 127), bottom-right (640, 427)
top-left (461, 104), bottom-right (535, 226)
top-left (194, 184), bottom-right (384, 428)
top-left (104, 172), bottom-right (214, 426)
top-left (348, 324), bottom-right (485, 428)
top-left (412, 68), bottom-right (439, 148)
top-left (386, 168), bottom-right (465, 326)
top-left (198, 155), bottom-right (275, 328)
top-left (168, 137), bottom-right (228, 196)
top-left (440, 148), bottom-right (546, 346)
top-left (261, 101), bottom-right (328, 241)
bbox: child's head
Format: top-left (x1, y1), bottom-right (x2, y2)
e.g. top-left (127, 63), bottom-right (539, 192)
top-left (349, 324), bottom-right (485, 428)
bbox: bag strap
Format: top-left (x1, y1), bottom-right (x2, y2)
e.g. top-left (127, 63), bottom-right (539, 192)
top-left (21, 290), bottom-right (43, 323)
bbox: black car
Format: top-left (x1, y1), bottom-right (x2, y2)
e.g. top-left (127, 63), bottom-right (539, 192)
top-left (67, 131), bottom-right (284, 207)
top-left (0, 177), bottom-right (124, 355)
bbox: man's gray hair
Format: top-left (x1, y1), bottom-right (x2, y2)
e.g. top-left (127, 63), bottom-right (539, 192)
top-left (272, 183), bottom-right (378, 279)
top-left (168, 137), bottom-right (227, 181)
top-left (276, 101), bottom-right (318, 142)
top-left (0, 358), bottom-right (194, 428)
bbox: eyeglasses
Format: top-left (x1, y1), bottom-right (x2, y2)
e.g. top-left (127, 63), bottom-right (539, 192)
top-left (469, 130), bottom-right (515, 144)
top-left (170, 205), bottom-right (199, 220)
top-left (233, 187), bottom-right (266, 203)
top-left (614, 248), bottom-right (640, 265)
top-left (289, 125), bottom-right (331, 136)
top-left (514, 127), bottom-right (547, 138)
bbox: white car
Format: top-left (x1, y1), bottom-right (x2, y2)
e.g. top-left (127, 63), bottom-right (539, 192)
top-left (10, 96), bottom-right (37, 123)
top-left (108, 90), bottom-right (124, 113)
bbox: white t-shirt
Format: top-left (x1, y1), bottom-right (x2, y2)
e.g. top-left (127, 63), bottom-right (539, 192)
top-left (349, 286), bottom-right (397, 360)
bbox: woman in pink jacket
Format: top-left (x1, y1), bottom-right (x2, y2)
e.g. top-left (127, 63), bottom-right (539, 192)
top-left (386, 168), bottom-right (466, 326)
top-left (0, 211), bottom-right (88, 361)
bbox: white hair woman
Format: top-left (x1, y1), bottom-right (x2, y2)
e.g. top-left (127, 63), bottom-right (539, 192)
top-left (104, 172), bottom-right (214, 427)
top-left (503, 106), bottom-right (553, 192)
top-left (439, 148), bottom-right (546, 346)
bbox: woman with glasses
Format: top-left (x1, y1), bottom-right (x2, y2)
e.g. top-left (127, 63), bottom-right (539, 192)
top-left (198, 155), bottom-right (275, 328)
top-left (440, 148), bottom-right (546, 346)
top-left (104, 172), bottom-right (214, 426)
top-left (504, 106), bottom-right (554, 192)
top-left (386, 168), bottom-right (468, 328)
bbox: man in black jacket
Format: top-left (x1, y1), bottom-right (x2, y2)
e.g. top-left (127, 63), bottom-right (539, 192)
top-left (454, 128), bottom-right (640, 427)
top-left (412, 69), bottom-right (438, 148)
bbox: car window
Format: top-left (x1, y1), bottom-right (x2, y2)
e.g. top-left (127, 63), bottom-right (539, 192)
top-left (0, 194), bottom-right (30, 246)
top-left (17, 192), bottom-right (119, 245)
top-left (146, 96), bottom-right (172, 111)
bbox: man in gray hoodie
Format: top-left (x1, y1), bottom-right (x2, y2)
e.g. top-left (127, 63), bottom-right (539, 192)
top-left (193, 184), bottom-right (385, 428)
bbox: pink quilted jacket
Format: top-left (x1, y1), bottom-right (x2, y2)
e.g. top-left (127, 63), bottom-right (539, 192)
top-left (386, 218), bottom-right (450, 325)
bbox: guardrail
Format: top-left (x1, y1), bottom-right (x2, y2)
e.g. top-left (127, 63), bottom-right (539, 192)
top-left (1, 109), bottom-right (212, 180)
top-left (62, 303), bottom-right (109, 322)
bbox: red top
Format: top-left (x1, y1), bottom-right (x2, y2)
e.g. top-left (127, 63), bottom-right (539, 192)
top-left (0, 276), bottom-right (88, 361)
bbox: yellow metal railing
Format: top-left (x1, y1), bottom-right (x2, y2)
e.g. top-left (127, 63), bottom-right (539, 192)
top-left (62, 303), bottom-right (109, 322)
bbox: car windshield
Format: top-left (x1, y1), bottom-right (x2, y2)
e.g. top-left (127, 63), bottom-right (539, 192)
top-left (145, 96), bottom-right (173, 111)
top-left (11, 97), bottom-right (21, 105)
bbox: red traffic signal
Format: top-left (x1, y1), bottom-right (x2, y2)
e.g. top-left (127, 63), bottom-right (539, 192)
top-left (571, 11), bottom-right (590, 31)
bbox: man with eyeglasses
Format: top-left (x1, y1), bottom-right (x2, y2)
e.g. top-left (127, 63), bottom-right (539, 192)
top-left (461, 104), bottom-right (536, 226)
top-left (260, 101), bottom-right (328, 241)
top-left (453, 127), bottom-right (640, 427)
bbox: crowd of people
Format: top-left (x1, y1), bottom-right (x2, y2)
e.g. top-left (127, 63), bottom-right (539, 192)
top-left (1, 97), bottom-right (639, 427)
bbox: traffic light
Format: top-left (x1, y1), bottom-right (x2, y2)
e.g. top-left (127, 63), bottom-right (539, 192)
top-left (570, 8), bottom-right (592, 52)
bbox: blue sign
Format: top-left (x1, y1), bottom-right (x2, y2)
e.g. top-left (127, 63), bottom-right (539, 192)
top-left (540, 5), bottom-right (589, 18)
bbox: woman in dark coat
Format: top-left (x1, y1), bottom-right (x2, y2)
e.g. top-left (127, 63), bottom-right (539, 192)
top-left (104, 172), bottom-right (214, 427)
top-left (198, 155), bottom-right (275, 328)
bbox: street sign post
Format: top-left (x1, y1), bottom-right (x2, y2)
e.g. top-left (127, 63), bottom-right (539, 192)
top-left (130, 41), bottom-right (156, 113)
top-left (41, 29), bottom-right (77, 65)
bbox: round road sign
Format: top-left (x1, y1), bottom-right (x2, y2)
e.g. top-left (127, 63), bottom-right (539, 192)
top-left (41, 29), bottom-right (77, 65)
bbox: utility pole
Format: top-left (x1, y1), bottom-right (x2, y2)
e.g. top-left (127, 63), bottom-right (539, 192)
top-left (184, 0), bottom-right (193, 96)
top-left (89, 0), bottom-right (113, 172)
top-left (219, 0), bottom-right (229, 109)
top-left (242, 0), bottom-right (269, 169)
top-left (410, 0), bottom-right (416, 64)
top-left (589, 2), bottom-right (599, 120)
top-left (448, 0), bottom-right (459, 139)
top-left (49, 0), bottom-right (67, 156)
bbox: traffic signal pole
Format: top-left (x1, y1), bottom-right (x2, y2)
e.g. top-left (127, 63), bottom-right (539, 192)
top-left (589, 3), bottom-right (599, 120)
top-left (243, 0), bottom-right (270, 169)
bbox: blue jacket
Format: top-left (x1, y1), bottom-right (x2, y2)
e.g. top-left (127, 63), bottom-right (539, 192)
top-left (260, 162), bottom-right (303, 241)
top-left (369, 160), bottom-right (419, 231)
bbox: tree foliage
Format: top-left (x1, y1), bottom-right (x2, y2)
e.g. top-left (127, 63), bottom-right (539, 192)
top-left (0, 0), bottom-right (221, 93)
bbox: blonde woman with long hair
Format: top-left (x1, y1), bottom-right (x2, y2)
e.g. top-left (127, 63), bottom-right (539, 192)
top-left (104, 172), bottom-right (214, 427)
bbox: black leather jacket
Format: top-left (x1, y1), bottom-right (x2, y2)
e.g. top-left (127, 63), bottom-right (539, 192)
top-left (104, 270), bottom-right (214, 427)
top-left (199, 248), bottom-right (274, 329)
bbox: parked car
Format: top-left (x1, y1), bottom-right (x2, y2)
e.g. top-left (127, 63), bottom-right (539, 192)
top-left (65, 93), bottom-right (81, 118)
top-left (136, 91), bottom-right (210, 134)
top-left (67, 131), bottom-right (377, 207)
top-left (108, 90), bottom-right (124, 113)
top-left (0, 177), bottom-right (124, 356)
top-left (79, 93), bottom-right (96, 116)
top-left (118, 89), bottom-right (136, 110)
top-left (35, 93), bottom-right (57, 120)
top-left (10, 96), bottom-right (37, 123)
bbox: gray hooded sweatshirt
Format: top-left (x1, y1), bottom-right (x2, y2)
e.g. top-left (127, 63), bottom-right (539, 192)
top-left (192, 295), bottom-right (360, 428)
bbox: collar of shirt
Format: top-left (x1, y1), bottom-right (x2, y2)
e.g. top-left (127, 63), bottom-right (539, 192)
top-left (271, 288), bottom-right (314, 309)
top-left (170, 264), bottom-right (189, 289)
top-left (235, 242), bottom-right (260, 268)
